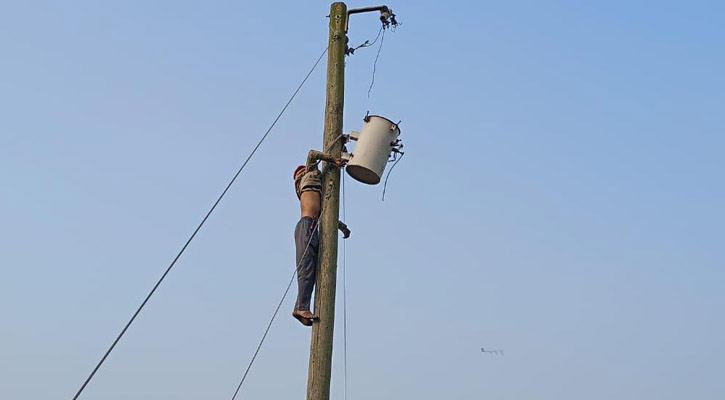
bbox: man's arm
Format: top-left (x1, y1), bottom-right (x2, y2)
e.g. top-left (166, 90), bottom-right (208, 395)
top-left (306, 149), bottom-right (344, 171)
top-left (338, 221), bottom-right (351, 239)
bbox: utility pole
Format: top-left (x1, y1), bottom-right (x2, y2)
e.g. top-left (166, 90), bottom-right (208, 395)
top-left (306, 3), bottom-right (346, 400)
top-left (307, 3), bottom-right (397, 399)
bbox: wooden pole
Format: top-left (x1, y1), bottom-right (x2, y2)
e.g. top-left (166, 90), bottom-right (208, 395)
top-left (307, 3), bottom-right (346, 400)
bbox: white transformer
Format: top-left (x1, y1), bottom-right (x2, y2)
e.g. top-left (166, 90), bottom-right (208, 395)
top-left (345, 115), bottom-right (402, 185)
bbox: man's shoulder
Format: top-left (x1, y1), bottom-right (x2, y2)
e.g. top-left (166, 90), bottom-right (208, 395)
top-left (301, 168), bottom-right (321, 182)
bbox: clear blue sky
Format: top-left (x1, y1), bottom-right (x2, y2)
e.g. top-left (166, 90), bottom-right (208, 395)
top-left (1, 1), bottom-right (723, 399)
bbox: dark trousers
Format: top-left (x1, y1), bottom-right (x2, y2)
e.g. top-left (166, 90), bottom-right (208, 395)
top-left (294, 216), bottom-right (319, 311)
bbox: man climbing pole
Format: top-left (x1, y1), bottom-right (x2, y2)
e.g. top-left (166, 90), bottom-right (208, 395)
top-left (292, 149), bottom-right (351, 326)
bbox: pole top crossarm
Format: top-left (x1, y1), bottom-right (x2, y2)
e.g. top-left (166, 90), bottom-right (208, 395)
top-left (344, 4), bottom-right (398, 33)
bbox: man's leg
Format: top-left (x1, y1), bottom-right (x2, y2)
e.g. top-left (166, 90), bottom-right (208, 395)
top-left (293, 217), bottom-right (319, 325)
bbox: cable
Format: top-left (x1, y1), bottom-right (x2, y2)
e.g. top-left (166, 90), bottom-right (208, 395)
top-left (342, 172), bottom-right (349, 400)
top-left (367, 28), bottom-right (386, 98)
top-left (71, 47), bottom-right (329, 400)
top-left (325, 133), bottom-right (344, 153)
top-left (381, 152), bottom-right (403, 201)
top-left (347, 26), bottom-right (384, 55)
top-left (230, 219), bottom-right (321, 400)
top-left (368, 26), bottom-right (384, 47)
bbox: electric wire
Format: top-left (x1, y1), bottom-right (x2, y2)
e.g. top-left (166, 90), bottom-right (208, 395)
top-left (367, 28), bottom-right (386, 98)
top-left (229, 219), bottom-right (321, 400)
top-left (71, 46), bottom-right (329, 400)
top-left (325, 133), bottom-right (344, 153)
top-left (348, 26), bottom-right (384, 55)
top-left (368, 26), bottom-right (384, 47)
top-left (342, 172), bottom-right (349, 400)
top-left (381, 153), bottom-right (403, 201)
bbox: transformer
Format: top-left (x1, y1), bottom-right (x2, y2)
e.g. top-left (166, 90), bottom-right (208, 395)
top-left (345, 115), bottom-right (402, 185)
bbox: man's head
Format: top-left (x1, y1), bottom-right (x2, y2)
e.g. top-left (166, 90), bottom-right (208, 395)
top-left (293, 165), bottom-right (306, 180)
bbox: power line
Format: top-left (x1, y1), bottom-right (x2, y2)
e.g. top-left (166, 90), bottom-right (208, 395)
top-left (381, 152), bottom-right (403, 201)
top-left (346, 26), bottom-right (383, 55)
top-left (71, 46), bottom-right (328, 400)
top-left (367, 28), bottom-right (386, 98)
top-left (342, 172), bottom-right (349, 400)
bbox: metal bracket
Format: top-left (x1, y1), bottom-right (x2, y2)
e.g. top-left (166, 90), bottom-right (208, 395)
top-left (345, 5), bottom-right (398, 33)
top-left (346, 130), bottom-right (361, 142)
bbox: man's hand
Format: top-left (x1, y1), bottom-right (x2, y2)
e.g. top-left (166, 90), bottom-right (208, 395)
top-left (334, 158), bottom-right (346, 167)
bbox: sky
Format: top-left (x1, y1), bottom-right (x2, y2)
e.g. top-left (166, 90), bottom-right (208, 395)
top-left (1, 1), bottom-right (723, 399)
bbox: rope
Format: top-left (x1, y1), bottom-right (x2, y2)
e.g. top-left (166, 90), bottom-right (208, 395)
top-left (342, 172), bottom-right (349, 400)
top-left (229, 219), bottom-right (321, 400)
top-left (71, 46), bottom-right (328, 400)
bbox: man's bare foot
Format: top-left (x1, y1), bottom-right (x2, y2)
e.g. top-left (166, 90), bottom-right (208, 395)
top-left (298, 310), bottom-right (317, 320)
top-left (292, 309), bottom-right (316, 326)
